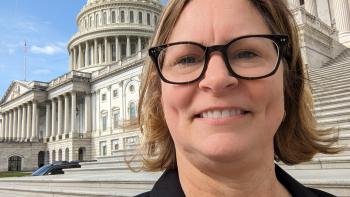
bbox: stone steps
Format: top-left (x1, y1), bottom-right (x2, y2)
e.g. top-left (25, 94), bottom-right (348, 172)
top-left (0, 170), bottom-right (161, 197)
top-left (313, 87), bottom-right (350, 99)
top-left (314, 95), bottom-right (350, 109)
top-left (310, 61), bottom-right (350, 75)
top-left (314, 101), bottom-right (350, 114)
top-left (312, 83), bottom-right (350, 95)
top-left (312, 81), bottom-right (350, 94)
top-left (315, 108), bottom-right (350, 120)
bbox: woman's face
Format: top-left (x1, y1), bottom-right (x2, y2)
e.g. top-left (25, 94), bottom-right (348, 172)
top-left (161, 0), bottom-right (285, 164)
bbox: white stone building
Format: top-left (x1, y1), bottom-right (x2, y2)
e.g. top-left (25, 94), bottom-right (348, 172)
top-left (0, 0), bottom-right (162, 172)
top-left (0, 0), bottom-right (350, 173)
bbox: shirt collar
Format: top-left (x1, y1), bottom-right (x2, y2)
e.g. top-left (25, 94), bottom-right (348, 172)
top-left (149, 164), bottom-right (320, 197)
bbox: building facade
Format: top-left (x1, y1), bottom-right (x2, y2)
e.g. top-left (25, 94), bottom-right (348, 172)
top-left (0, 0), bottom-right (162, 171)
top-left (0, 0), bottom-right (349, 172)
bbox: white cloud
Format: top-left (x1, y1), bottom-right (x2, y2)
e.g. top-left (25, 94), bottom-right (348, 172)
top-left (32, 68), bottom-right (51, 75)
top-left (30, 43), bottom-right (65, 55)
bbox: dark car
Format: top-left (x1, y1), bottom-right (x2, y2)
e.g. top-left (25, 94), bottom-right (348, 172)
top-left (32, 161), bottom-right (81, 176)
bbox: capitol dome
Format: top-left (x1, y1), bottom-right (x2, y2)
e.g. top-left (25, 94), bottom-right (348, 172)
top-left (67, 0), bottom-right (162, 73)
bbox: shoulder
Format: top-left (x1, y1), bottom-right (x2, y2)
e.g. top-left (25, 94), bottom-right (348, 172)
top-left (134, 169), bottom-right (185, 197)
top-left (134, 191), bottom-right (150, 197)
top-left (308, 188), bottom-right (336, 197)
top-left (275, 164), bottom-right (336, 197)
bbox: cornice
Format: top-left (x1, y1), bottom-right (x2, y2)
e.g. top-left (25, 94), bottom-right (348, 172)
top-left (68, 27), bottom-right (153, 49)
top-left (77, 1), bottom-right (162, 23)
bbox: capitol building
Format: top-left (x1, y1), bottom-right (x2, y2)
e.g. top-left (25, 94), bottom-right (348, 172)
top-left (0, 0), bottom-right (349, 195)
top-left (0, 0), bottom-right (162, 171)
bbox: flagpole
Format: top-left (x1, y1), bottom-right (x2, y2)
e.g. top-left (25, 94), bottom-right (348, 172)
top-left (24, 41), bottom-right (27, 81)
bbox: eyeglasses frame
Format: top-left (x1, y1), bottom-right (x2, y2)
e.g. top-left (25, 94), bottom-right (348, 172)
top-left (149, 34), bottom-right (289, 85)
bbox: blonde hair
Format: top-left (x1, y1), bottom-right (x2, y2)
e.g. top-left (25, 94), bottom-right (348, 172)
top-left (137, 0), bottom-right (340, 171)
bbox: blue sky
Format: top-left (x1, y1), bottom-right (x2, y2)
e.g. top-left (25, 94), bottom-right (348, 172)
top-left (0, 0), bottom-right (167, 97)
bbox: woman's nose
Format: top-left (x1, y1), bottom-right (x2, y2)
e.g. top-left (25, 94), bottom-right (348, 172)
top-left (198, 53), bottom-right (239, 94)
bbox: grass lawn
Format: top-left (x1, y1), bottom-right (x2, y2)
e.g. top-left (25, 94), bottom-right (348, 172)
top-left (0, 172), bottom-right (31, 178)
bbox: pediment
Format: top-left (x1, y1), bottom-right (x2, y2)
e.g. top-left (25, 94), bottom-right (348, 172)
top-left (1, 81), bottom-right (31, 104)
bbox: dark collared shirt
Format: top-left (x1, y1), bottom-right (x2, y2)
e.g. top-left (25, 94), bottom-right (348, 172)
top-left (135, 165), bottom-right (335, 197)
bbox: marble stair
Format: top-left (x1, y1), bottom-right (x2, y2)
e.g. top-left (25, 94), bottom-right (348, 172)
top-left (280, 48), bottom-right (350, 196)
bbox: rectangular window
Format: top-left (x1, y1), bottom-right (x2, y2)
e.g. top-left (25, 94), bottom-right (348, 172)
top-left (138, 12), bottom-right (142, 24)
top-left (102, 93), bottom-right (106, 101)
top-left (147, 13), bottom-right (151, 25)
top-left (121, 10), bottom-right (125, 23)
top-left (102, 115), bottom-right (107, 131)
top-left (130, 11), bottom-right (134, 23)
top-left (113, 89), bottom-right (118, 98)
top-left (111, 139), bottom-right (119, 151)
top-left (111, 11), bottom-right (116, 23)
top-left (100, 141), bottom-right (107, 156)
top-left (113, 110), bottom-right (120, 129)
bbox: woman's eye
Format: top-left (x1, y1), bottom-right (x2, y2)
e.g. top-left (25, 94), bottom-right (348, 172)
top-left (234, 51), bottom-right (258, 59)
top-left (176, 56), bottom-right (198, 65)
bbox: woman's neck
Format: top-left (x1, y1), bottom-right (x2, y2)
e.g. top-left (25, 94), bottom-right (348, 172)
top-left (176, 152), bottom-right (291, 197)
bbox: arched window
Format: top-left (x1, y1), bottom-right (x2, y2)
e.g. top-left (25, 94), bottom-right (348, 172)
top-left (65, 148), bottom-right (69, 161)
top-left (8, 156), bottom-right (21, 171)
top-left (58, 149), bottom-right (63, 161)
top-left (154, 15), bottom-right (158, 26)
top-left (147, 13), bottom-right (151, 25)
top-left (89, 16), bottom-right (93, 27)
top-left (103, 12), bottom-right (107, 25)
top-left (138, 11), bottom-right (143, 24)
top-left (300, 0), bottom-right (304, 5)
top-left (121, 10), bottom-right (125, 23)
top-left (96, 14), bottom-right (100, 27)
top-left (130, 11), bottom-right (134, 23)
top-left (129, 102), bottom-right (136, 120)
top-left (113, 109), bottom-right (120, 129)
top-left (52, 150), bottom-right (56, 162)
top-left (111, 11), bottom-right (116, 23)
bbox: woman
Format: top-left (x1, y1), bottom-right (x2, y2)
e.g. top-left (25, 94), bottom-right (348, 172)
top-left (135, 0), bottom-right (339, 196)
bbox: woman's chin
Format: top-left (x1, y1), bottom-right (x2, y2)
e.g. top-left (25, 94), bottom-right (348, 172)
top-left (195, 137), bottom-right (251, 163)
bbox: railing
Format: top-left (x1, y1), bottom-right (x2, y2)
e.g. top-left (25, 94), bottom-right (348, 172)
top-left (292, 7), bottom-right (337, 38)
top-left (91, 51), bottom-right (146, 79)
top-left (48, 70), bottom-right (91, 88)
top-left (29, 81), bottom-right (49, 88)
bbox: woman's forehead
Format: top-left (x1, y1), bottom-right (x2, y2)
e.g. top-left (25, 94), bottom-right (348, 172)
top-left (167, 0), bottom-right (271, 45)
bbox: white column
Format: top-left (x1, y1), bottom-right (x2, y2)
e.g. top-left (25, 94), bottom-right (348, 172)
top-left (84, 94), bottom-right (92, 133)
top-left (45, 103), bottom-right (51, 139)
top-left (78, 44), bottom-right (82, 69)
top-left (138, 37), bottom-right (142, 57)
top-left (126, 36), bottom-right (131, 57)
top-left (71, 92), bottom-right (77, 136)
top-left (290, 0), bottom-right (300, 9)
top-left (27, 104), bottom-right (32, 141)
top-left (31, 101), bottom-right (38, 141)
top-left (334, 0), bottom-right (350, 47)
top-left (51, 99), bottom-right (57, 138)
top-left (305, 0), bottom-right (318, 17)
top-left (8, 110), bottom-right (13, 141)
top-left (69, 50), bottom-right (73, 71)
top-left (115, 36), bottom-right (120, 61)
top-left (104, 37), bottom-right (108, 63)
top-left (94, 39), bottom-right (98, 64)
top-left (98, 43), bottom-right (102, 64)
top-left (17, 107), bottom-right (22, 141)
top-left (107, 38), bottom-right (112, 63)
top-left (64, 94), bottom-right (70, 136)
top-left (13, 108), bottom-right (18, 141)
top-left (0, 113), bottom-right (4, 140)
top-left (96, 90), bottom-right (100, 136)
top-left (21, 105), bottom-right (27, 141)
top-left (85, 42), bottom-right (89, 67)
top-left (57, 96), bottom-right (63, 137)
top-left (4, 112), bottom-right (8, 140)
top-left (73, 47), bottom-right (77, 70)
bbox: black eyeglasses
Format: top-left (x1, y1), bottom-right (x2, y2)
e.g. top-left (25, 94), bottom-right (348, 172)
top-left (149, 34), bottom-right (288, 84)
